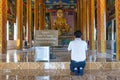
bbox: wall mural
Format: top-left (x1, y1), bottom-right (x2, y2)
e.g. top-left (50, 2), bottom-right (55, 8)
top-left (7, 0), bottom-right (16, 40)
top-left (107, 0), bottom-right (115, 6)
top-left (7, 0), bottom-right (16, 22)
top-left (106, 0), bottom-right (115, 21)
top-left (106, 0), bottom-right (115, 40)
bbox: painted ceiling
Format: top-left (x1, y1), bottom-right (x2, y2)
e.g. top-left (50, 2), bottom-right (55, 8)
top-left (45, 0), bottom-right (77, 10)
top-left (45, 0), bottom-right (76, 4)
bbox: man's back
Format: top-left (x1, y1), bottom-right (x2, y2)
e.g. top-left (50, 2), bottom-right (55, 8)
top-left (68, 38), bottom-right (87, 62)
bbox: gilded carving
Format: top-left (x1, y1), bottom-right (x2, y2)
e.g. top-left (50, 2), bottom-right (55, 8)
top-left (52, 9), bottom-right (69, 36)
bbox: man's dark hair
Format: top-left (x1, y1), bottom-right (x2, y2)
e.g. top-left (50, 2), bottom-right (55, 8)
top-left (74, 31), bottom-right (82, 38)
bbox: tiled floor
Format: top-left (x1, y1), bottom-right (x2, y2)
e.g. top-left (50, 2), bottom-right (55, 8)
top-left (0, 47), bottom-right (116, 62)
top-left (0, 69), bottom-right (120, 80)
top-left (0, 47), bottom-right (118, 80)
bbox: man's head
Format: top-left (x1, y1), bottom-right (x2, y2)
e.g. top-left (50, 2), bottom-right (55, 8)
top-left (74, 31), bottom-right (82, 38)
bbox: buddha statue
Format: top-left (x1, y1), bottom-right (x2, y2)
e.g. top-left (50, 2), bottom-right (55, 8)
top-left (52, 9), bottom-right (69, 35)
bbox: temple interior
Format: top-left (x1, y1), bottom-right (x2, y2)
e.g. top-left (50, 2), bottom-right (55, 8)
top-left (0, 0), bottom-right (120, 80)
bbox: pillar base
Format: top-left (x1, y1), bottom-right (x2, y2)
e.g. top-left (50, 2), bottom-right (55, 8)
top-left (96, 53), bottom-right (106, 62)
top-left (96, 58), bottom-right (106, 62)
top-left (87, 50), bottom-right (97, 62)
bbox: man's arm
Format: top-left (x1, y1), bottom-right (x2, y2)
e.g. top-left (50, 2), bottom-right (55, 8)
top-left (85, 42), bottom-right (88, 61)
top-left (86, 50), bottom-right (89, 61)
top-left (68, 42), bottom-right (72, 51)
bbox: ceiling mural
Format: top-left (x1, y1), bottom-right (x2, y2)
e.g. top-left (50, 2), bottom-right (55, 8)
top-left (45, 0), bottom-right (76, 10)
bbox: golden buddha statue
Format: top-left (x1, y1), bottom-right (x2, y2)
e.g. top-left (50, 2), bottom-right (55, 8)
top-left (52, 9), bottom-right (69, 35)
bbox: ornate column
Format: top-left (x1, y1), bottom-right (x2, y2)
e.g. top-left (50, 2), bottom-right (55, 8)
top-left (115, 0), bottom-right (120, 60)
top-left (86, 0), bottom-right (90, 41)
top-left (79, 0), bottom-right (83, 32)
top-left (34, 0), bottom-right (39, 30)
top-left (97, 0), bottom-right (106, 53)
top-left (77, 0), bottom-right (80, 30)
top-left (0, 0), bottom-right (7, 54)
top-left (82, 0), bottom-right (87, 40)
top-left (89, 0), bottom-right (95, 50)
top-left (39, 0), bottom-right (45, 30)
top-left (27, 0), bottom-right (32, 47)
top-left (16, 0), bottom-right (23, 49)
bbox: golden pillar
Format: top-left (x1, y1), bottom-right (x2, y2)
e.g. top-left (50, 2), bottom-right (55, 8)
top-left (16, 0), bottom-right (23, 49)
top-left (89, 0), bottom-right (95, 50)
top-left (0, 0), bottom-right (7, 53)
top-left (39, 0), bottom-right (45, 30)
top-left (82, 0), bottom-right (87, 40)
top-left (34, 0), bottom-right (39, 30)
top-left (97, 0), bottom-right (106, 53)
top-left (86, 0), bottom-right (89, 41)
top-left (115, 0), bottom-right (120, 60)
top-left (27, 0), bottom-right (32, 47)
top-left (77, 0), bottom-right (80, 30)
top-left (79, 0), bottom-right (83, 32)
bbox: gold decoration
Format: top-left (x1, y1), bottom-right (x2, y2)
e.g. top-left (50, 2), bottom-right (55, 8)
top-left (52, 9), bottom-right (69, 35)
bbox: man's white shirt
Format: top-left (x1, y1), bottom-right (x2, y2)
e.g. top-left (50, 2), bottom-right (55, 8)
top-left (68, 38), bottom-right (87, 62)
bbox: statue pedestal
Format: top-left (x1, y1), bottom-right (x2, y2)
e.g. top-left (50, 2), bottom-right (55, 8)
top-left (58, 36), bottom-right (74, 46)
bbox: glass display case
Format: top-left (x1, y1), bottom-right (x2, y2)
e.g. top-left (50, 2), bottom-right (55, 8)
top-left (35, 46), bottom-right (50, 62)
